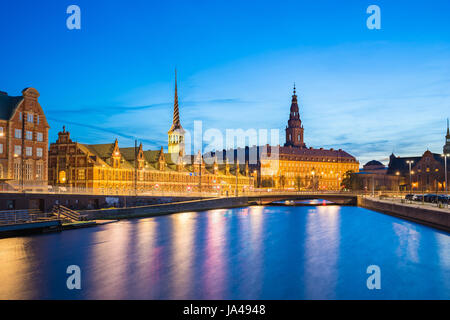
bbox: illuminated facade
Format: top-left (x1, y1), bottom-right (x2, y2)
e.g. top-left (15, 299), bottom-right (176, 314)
top-left (0, 88), bottom-right (49, 191)
top-left (48, 73), bottom-right (254, 195)
top-left (257, 87), bottom-right (359, 190)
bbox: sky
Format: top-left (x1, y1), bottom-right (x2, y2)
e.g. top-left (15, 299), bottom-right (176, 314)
top-left (1, 0), bottom-right (450, 165)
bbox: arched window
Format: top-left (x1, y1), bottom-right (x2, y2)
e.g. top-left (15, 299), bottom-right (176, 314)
top-left (59, 170), bottom-right (66, 183)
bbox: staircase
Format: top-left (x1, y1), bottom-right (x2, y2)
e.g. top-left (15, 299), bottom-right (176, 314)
top-left (52, 205), bottom-right (87, 222)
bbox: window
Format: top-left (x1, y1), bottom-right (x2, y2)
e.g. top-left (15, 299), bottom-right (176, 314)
top-left (14, 145), bottom-right (21, 156)
top-left (37, 132), bottom-right (43, 142)
top-left (59, 170), bottom-right (66, 183)
top-left (0, 144), bottom-right (2, 154)
top-left (19, 112), bottom-right (22, 121)
top-left (0, 127), bottom-right (3, 136)
top-left (78, 169), bottom-right (85, 180)
top-left (25, 163), bottom-right (33, 180)
top-left (26, 131), bottom-right (33, 140)
top-left (13, 162), bottom-right (21, 180)
top-left (37, 115), bottom-right (40, 125)
top-left (37, 148), bottom-right (43, 157)
top-left (15, 129), bottom-right (21, 139)
top-left (27, 113), bottom-right (33, 123)
top-left (26, 147), bottom-right (32, 156)
top-left (36, 163), bottom-right (43, 180)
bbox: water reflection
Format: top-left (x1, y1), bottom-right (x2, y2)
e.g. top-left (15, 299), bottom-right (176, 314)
top-left (393, 222), bottom-right (420, 263)
top-left (0, 238), bottom-right (35, 299)
top-left (203, 209), bottom-right (227, 298)
top-left (0, 205), bottom-right (449, 299)
top-left (304, 206), bottom-right (340, 299)
top-left (169, 211), bottom-right (196, 299)
top-left (87, 221), bottom-right (131, 299)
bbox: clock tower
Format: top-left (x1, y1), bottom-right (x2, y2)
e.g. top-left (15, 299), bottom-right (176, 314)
top-left (284, 85), bottom-right (306, 148)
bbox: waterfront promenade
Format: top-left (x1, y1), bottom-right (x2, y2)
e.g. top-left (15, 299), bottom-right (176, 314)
top-left (358, 196), bottom-right (450, 232)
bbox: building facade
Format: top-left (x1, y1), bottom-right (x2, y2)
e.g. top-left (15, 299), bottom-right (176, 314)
top-left (0, 88), bottom-right (49, 191)
top-left (48, 73), bottom-right (254, 195)
top-left (353, 160), bottom-right (403, 191)
top-left (256, 87), bottom-right (359, 190)
top-left (387, 150), bottom-right (447, 192)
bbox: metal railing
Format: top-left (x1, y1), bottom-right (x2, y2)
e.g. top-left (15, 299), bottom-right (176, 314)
top-left (52, 205), bottom-right (87, 222)
top-left (0, 209), bottom-right (57, 225)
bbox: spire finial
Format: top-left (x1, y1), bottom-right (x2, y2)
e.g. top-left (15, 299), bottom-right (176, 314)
top-left (447, 118), bottom-right (449, 135)
top-left (293, 83), bottom-right (296, 95)
top-left (172, 68), bottom-right (180, 126)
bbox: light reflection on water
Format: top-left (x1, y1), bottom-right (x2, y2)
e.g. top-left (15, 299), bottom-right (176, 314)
top-left (0, 205), bottom-right (449, 299)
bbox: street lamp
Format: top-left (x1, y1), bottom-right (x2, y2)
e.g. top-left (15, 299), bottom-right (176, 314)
top-left (406, 160), bottom-right (414, 193)
top-left (442, 153), bottom-right (449, 195)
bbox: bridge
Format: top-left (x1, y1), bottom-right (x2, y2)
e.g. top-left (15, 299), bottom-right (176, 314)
top-left (246, 192), bottom-right (359, 205)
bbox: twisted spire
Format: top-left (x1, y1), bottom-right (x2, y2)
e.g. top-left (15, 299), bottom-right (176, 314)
top-left (173, 68), bottom-right (180, 126)
top-left (169, 68), bottom-right (184, 133)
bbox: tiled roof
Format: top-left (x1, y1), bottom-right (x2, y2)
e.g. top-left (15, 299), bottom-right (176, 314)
top-left (83, 143), bottom-right (115, 160)
top-left (0, 93), bottom-right (23, 120)
top-left (278, 146), bottom-right (356, 160)
top-left (387, 155), bottom-right (422, 175)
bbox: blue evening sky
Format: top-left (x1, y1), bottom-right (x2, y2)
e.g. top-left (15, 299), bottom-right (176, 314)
top-left (1, 0), bottom-right (450, 164)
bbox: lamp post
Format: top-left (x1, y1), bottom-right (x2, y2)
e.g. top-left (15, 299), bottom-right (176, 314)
top-left (406, 160), bottom-right (414, 193)
top-left (395, 171), bottom-right (400, 194)
top-left (442, 153), bottom-right (449, 195)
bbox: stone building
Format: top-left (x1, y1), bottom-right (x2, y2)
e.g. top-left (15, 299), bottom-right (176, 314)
top-left (0, 88), bottom-right (49, 191)
top-left (353, 160), bottom-right (403, 191)
top-left (48, 73), bottom-right (254, 195)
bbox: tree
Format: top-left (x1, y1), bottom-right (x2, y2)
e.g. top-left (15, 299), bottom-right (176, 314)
top-left (279, 175), bottom-right (286, 189)
top-left (295, 176), bottom-right (303, 191)
top-left (261, 178), bottom-right (274, 188)
top-left (341, 170), bottom-right (363, 190)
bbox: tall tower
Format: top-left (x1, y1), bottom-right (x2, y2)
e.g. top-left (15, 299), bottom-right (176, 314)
top-left (444, 118), bottom-right (450, 155)
top-left (168, 69), bottom-right (185, 155)
top-left (284, 84), bottom-right (306, 148)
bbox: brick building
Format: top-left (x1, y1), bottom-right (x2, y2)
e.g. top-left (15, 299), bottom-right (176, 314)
top-left (48, 73), bottom-right (254, 195)
top-left (0, 88), bottom-right (49, 191)
top-left (385, 121), bottom-right (450, 192)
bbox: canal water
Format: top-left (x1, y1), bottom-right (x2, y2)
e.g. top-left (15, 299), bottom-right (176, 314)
top-left (0, 205), bottom-right (449, 299)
